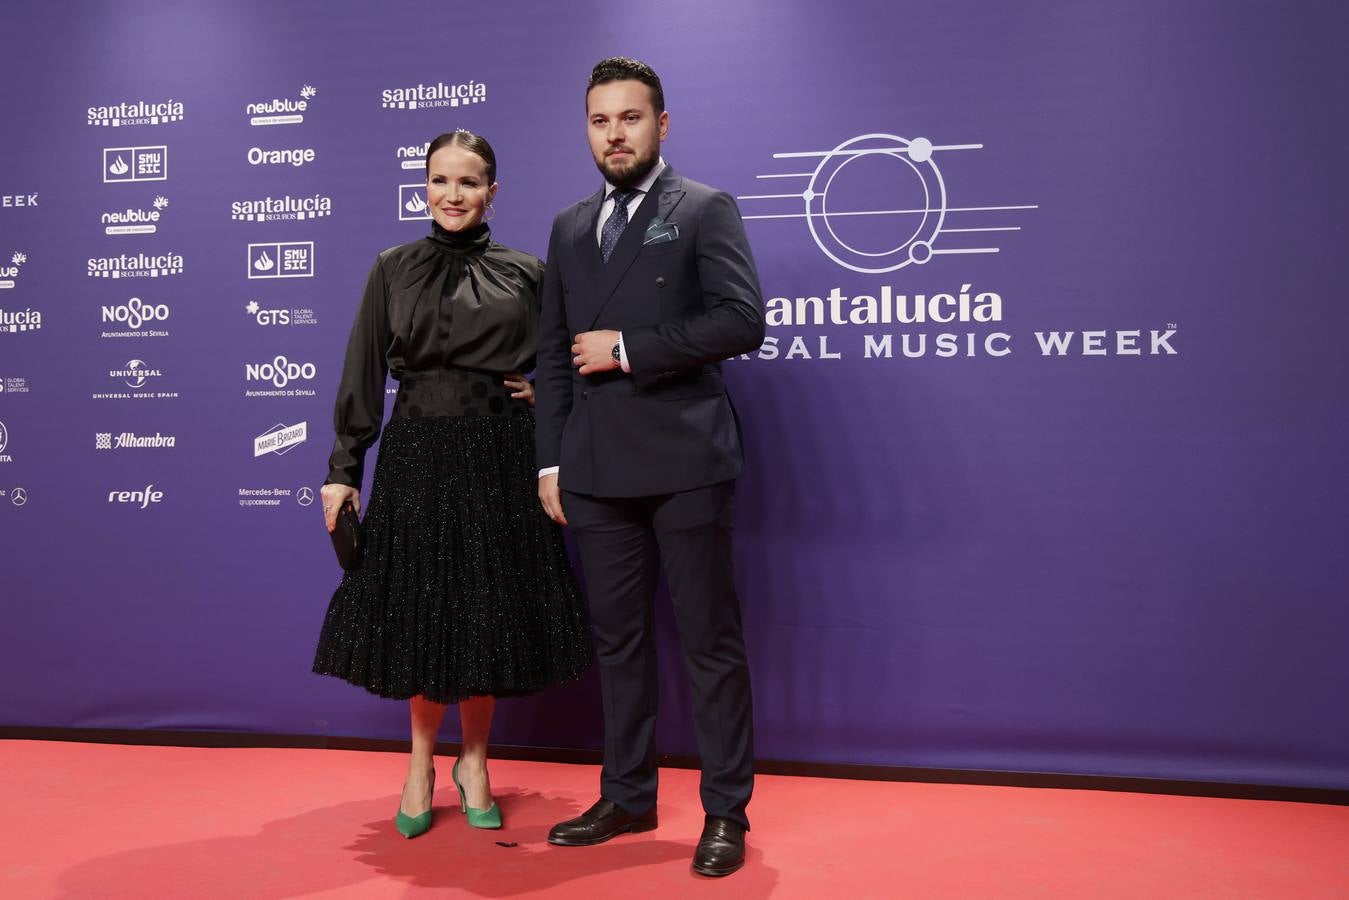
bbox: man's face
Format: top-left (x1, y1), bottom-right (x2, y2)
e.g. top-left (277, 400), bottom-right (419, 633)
top-left (586, 79), bottom-right (669, 189)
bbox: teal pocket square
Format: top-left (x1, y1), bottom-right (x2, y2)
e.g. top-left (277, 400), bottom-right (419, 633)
top-left (644, 217), bottom-right (680, 245)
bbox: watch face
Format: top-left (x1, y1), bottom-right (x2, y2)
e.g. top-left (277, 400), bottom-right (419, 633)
top-left (612, 342), bottom-right (622, 362)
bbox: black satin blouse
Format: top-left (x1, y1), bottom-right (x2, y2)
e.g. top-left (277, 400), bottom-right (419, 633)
top-left (326, 223), bottom-right (544, 487)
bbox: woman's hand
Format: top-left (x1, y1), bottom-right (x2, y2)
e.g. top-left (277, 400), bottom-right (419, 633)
top-left (320, 483), bottom-right (360, 533)
top-left (505, 372), bottom-right (534, 407)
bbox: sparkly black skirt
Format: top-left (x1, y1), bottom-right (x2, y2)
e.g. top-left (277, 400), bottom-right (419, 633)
top-left (312, 369), bottom-right (592, 704)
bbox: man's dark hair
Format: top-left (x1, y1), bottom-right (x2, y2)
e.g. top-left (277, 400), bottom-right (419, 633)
top-left (587, 57), bottom-right (665, 115)
top-left (424, 129), bottom-right (497, 183)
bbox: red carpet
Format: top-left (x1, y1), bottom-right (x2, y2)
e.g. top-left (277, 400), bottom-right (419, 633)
top-left (1, 740), bottom-right (1345, 898)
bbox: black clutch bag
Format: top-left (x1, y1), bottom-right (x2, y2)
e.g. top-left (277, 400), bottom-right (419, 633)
top-left (330, 500), bottom-right (364, 570)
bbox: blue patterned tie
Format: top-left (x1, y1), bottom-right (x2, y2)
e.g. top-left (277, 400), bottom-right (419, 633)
top-left (600, 188), bottom-right (639, 262)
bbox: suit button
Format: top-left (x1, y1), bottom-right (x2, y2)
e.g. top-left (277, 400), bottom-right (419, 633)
top-left (582, 390), bottom-right (590, 399)
top-left (655, 277), bottom-right (665, 287)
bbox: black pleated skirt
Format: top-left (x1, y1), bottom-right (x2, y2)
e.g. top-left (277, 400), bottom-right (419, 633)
top-left (312, 369), bottom-right (591, 703)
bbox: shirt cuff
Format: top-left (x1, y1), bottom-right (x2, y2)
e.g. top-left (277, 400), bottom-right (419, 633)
top-left (618, 332), bottom-right (631, 373)
top-left (538, 466), bottom-right (560, 478)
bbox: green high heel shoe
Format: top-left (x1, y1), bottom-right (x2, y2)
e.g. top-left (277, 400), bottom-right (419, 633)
top-left (395, 769), bottom-right (435, 838)
top-left (452, 758), bottom-right (502, 829)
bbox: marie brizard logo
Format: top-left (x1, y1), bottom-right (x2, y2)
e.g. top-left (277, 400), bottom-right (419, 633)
top-left (739, 133), bottom-right (1037, 274)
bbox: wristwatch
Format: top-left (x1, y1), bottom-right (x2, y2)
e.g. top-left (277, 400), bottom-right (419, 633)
top-left (611, 340), bottom-right (622, 366)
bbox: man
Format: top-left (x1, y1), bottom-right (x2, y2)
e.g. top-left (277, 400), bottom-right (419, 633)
top-left (535, 57), bottom-right (765, 877)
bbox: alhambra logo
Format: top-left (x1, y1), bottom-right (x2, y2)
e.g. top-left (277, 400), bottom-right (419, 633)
top-left (247, 85), bottom-right (316, 126)
top-left (87, 251), bottom-right (184, 279)
top-left (381, 79), bottom-right (487, 110)
top-left (0, 251), bottom-right (26, 290)
top-left (102, 196), bottom-right (169, 235)
top-left (87, 98), bottom-right (184, 127)
top-left (739, 132), bottom-right (1036, 274)
top-left (231, 194), bottom-right (332, 222)
top-left (96, 431), bottom-right (177, 450)
top-left (104, 146), bottom-right (168, 183)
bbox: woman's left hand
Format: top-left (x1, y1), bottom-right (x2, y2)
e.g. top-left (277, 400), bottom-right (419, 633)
top-left (505, 372), bottom-right (534, 407)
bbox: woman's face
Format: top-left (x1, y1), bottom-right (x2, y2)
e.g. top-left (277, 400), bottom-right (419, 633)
top-left (426, 143), bottom-right (497, 232)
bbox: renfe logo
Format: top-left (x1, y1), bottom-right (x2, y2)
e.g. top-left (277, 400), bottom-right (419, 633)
top-left (108, 484), bottom-right (164, 508)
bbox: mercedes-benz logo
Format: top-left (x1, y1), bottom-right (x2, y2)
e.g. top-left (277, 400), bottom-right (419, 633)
top-left (10, 486), bottom-right (27, 507)
top-left (296, 486), bottom-right (314, 507)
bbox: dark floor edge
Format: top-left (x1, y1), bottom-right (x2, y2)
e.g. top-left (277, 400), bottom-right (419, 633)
top-left (4, 726), bottom-right (1345, 806)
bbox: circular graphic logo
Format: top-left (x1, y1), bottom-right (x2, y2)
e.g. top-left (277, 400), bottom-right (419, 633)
top-left (10, 486), bottom-right (27, 507)
top-left (0, 420), bottom-right (8, 454)
top-left (124, 359), bottom-right (149, 389)
top-left (802, 133), bottom-right (947, 274)
top-left (296, 486), bottom-right (314, 507)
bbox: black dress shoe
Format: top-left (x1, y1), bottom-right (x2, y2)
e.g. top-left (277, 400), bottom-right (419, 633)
top-left (547, 798), bottom-right (658, 846)
top-left (692, 816), bottom-right (746, 876)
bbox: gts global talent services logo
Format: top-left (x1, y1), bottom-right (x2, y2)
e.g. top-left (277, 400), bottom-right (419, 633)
top-left (231, 193), bottom-right (332, 223)
top-left (245, 300), bottom-right (317, 327)
top-left (104, 146), bottom-right (168, 183)
top-left (1, 251), bottom-right (26, 290)
top-left (88, 98), bottom-right (184, 128)
top-left (381, 78), bottom-right (487, 110)
top-left (102, 196), bottom-right (169, 235)
top-left (399, 184), bottom-right (430, 221)
top-left (247, 85), bottom-right (317, 126)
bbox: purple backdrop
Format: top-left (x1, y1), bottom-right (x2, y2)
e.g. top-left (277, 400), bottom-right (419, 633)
top-left (2, 0), bottom-right (1346, 789)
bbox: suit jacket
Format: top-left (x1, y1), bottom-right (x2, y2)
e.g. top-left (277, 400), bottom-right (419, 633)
top-left (535, 165), bottom-right (766, 497)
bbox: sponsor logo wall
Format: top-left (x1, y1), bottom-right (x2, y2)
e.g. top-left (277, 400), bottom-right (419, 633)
top-left (2, 2), bottom-right (1344, 792)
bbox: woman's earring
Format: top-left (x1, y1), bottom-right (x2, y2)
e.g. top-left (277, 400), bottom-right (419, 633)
top-left (485, 203), bottom-right (496, 222)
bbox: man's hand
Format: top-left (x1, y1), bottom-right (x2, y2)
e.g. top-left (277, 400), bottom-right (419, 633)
top-left (538, 472), bottom-right (567, 525)
top-left (572, 330), bottom-right (621, 376)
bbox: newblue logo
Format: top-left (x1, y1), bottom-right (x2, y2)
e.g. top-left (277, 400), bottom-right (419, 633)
top-left (104, 146), bottom-right (168, 183)
top-left (0, 251), bottom-right (26, 289)
top-left (247, 85), bottom-right (316, 126)
top-left (396, 141), bottom-right (429, 170)
top-left (102, 196), bottom-right (168, 235)
top-left (248, 242), bottom-right (313, 279)
top-left (381, 79), bottom-right (486, 110)
top-left (88, 99), bottom-right (183, 127)
top-left (399, 184), bottom-right (430, 221)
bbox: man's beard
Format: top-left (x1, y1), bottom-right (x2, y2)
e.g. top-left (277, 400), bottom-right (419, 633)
top-left (596, 145), bottom-right (659, 189)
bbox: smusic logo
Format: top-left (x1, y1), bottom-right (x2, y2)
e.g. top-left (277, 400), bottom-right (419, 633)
top-left (248, 242), bottom-right (313, 279)
top-left (254, 421), bottom-right (307, 457)
top-left (88, 98), bottom-right (184, 127)
top-left (398, 184), bottom-right (430, 221)
top-left (104, 146), bottom-right (168, 183)
top-left (381, 78), bottom-right (487, 110)
top-left (102, 196), bottom-right (169, 235)
top-left (246, 85), bottom-right (316, 126)
top-left (231, 193), bottom-right (332, 222)
top-left (88, 252), bottom-right (184, 279)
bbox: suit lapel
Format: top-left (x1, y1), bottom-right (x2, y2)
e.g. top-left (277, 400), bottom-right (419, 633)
top-left (571, 188), bottom-right (604, 295)
top-left (586, 167), bottom-right (686, 329)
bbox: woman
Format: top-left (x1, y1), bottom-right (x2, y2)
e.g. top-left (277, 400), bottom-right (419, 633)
top-left (313, 130), bottom-right (591, 838)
